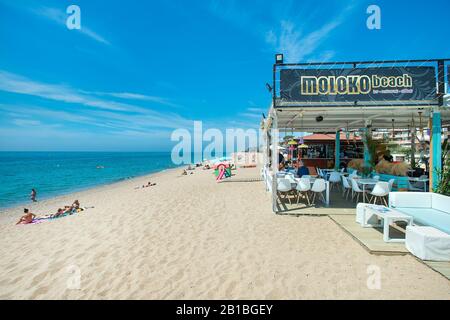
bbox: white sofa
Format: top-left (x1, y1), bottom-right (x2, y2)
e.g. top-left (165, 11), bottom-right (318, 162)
top-left (405, 226), bottom-right (450, 261)
top-left (389, 192), bottom-right (450, 261)
top-left (389, 192), bottom-right (450, 235)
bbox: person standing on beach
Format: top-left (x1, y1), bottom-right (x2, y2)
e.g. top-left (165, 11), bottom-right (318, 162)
top-left (30, 189), bottom-right (37, 202)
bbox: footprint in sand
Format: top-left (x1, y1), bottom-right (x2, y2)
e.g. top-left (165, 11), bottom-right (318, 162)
top-left (31, 271), bottom-right (49, 286)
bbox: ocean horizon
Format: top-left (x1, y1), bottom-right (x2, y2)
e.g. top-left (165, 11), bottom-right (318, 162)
top-left (0, 151), bottom-right (192, 209)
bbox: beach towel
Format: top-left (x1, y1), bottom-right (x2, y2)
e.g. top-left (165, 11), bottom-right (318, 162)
top-left (16, 206), bottom-right (93, 226)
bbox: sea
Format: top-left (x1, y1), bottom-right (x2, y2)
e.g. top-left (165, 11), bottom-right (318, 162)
top-left (0, 152), bottom-right (187, 209)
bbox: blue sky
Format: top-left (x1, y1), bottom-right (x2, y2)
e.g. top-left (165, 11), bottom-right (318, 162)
top-left (0, 0), bottom-right (449, 151)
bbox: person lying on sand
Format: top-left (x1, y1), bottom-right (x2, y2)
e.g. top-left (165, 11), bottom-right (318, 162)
top-left (52, 208), bottom-right (67, 218)
top-left (62, 205), bottom-right (76, 214)
top-left (72, 200), bottom-right (80, 210)
top-left (16, 208), bottom-right (36, 225)
top-left (142, 181), bottom-right (156, 188)
top-left (70, 200), bottom-right (85, 212)
top-left (181, 169), bottom-right (188, 175)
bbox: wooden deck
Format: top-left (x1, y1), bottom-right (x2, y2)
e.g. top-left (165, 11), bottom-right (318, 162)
top-left (329, 214), bottom-right (450, 280)
top-left (270, 182), bottom-right (450, 280)
top-left (422, 260), bottom-right (450, 280)
top-left (329, 214), bottom-right (409, 255)
top-left (276, 188), bottom-right (356, 215)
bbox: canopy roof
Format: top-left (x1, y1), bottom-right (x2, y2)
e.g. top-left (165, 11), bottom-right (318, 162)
top-left (266, 58), bottom-right (450, 132)
top-left (302, 133), bottom-right (361, 141)
top-left (267, 102), bottom-right (450, 132)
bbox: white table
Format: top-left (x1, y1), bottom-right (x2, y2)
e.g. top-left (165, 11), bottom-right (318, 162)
top-left (408, 177), bottom-right (429, 191)
top-left (356, 178), bottom-right (378, 203)
top-left (363, 205), bottom-right (413, 243)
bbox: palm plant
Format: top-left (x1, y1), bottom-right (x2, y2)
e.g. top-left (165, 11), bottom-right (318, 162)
top-left (435, 139), bottom-right (450, 196)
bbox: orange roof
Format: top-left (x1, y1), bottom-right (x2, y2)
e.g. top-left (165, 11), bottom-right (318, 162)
top-left (302, 133), bottom-right (361, 141)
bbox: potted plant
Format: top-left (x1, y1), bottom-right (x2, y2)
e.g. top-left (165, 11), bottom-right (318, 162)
top-left (435, 139), bottom-right (450, 196)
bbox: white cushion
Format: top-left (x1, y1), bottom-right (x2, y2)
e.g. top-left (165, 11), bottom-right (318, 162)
top-left (389, 192), bottom-right (432, 208)
top-left (405, 226), bottom-right (450, 261)
top-left (431, 193), bottom-right (450, 213)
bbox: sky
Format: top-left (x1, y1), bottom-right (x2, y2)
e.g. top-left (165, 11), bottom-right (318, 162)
top-left (0, 0), bottom-right (449, 151)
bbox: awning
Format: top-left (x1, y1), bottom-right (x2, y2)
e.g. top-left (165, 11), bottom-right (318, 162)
top-left (268, 104), bottom-right (450, 132)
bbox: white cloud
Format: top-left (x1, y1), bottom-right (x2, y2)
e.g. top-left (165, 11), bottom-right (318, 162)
top-left (239, 112), bottom-right (263, 119)
top-left (266, 19), bottom-right (341, 63)
top-left (246, 107), bottom-right (265, 113)
top-left (12, 119), bottom-right (42, 126)
top-left (0, 70), bottom-right (195, 133)
top-left (31, 6), bottom-right (110, 45)
top-left (264, 3), bottom-right (357, 62)
top-left (84, 91), bottom-right (180, 108)
top-left (0, 70), bottom-right (134, 112)
top-left (0, 71), bottom-right (181, 114)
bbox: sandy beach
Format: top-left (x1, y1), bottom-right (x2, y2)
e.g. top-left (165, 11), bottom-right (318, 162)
top-left (0, 166), bottom-right (449, 299)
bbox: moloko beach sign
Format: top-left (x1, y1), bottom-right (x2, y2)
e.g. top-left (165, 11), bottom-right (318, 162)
top-left (280, 67), bottom-right (437, 104)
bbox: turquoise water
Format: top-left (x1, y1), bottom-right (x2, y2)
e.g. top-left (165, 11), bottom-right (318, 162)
top-left (0, 152), bottom-right (182, 209)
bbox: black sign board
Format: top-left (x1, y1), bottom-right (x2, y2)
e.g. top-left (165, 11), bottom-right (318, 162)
top-left (280, 67), bottom-right (437, 104)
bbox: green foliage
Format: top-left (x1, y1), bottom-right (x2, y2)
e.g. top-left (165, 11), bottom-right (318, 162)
top-left (361, 166), bottom-right (372, 178)
top-left (435, 139), bottom-right (450, 196)
top-left (363, 131), bottom-right (382, 168)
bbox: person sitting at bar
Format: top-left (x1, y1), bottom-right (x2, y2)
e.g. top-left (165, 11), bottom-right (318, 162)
top-left (278, 152), bottom-right (285, 170)
top-left (296, 160), bottom-right (310, 178)
top-left (383, 150), bottom-right (394, 162)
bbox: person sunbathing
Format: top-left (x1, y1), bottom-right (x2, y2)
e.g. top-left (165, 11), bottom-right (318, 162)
top-left (16, 208), bottom-right (36, 225)
top-left (51, 208), bottom-right (67, 219)
top-left (142, 182), bottom-right (156, 188)
top-left (71, 200), bottom-right (84, 212)
top-left (181, 169), bottom-right (188, 175)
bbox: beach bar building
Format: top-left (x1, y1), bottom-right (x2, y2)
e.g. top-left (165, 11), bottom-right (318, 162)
top-left (262, 55), bottom-right (450, 213)
top-left (296, 133), bottom-right (363, 169)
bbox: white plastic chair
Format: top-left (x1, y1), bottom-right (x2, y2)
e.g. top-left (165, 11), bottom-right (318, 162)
top-left (277, 178), bottom-right (294, 204)
top-left (373, 175), bottom-right (380, 181)
top-left (388, 178), bottom-right (395, 191)
top-left (351, 178), bottom-right (368, 203)
top-left (369, 181), bottom-right (390, 206)
top-left (328, 171), bottom-right (341, 191)
top-left (285, 173), bottom-right (297, 184)
top-left (310, 178), bottom-right (326, 205)
top-left (349, 170), bottom-right (358, 178)
top-left (317, 168), bottom-right (323, 178)
top-left (266, 173), bottom-right (273, 192)
top-left (341, 175), bottom-right (352, 199)
top-left (296, 177), bottom-right (311, 205)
